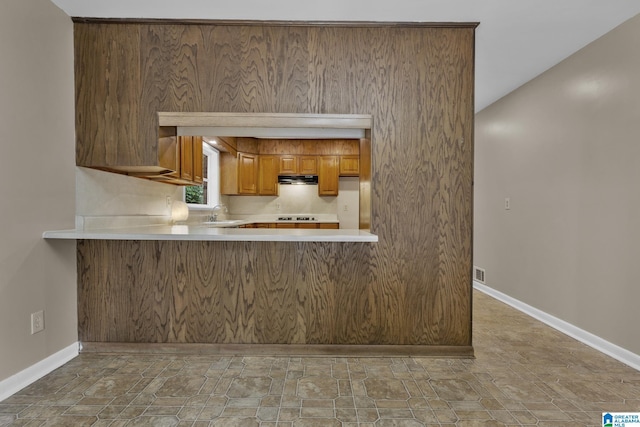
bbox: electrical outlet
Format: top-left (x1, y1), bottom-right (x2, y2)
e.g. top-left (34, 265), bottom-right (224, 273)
top-left (343, 204), bottom-right (348, 212)
top-left (504, 197), bottom-right (511, 210)
top-left (276, 203), bottom-right (281, 210)
top-left (31, 310), bottom-right (44, 334)
top-left (166, 196), bottom-right (172, 207)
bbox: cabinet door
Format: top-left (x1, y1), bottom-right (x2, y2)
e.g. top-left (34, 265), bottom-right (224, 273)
top-left (220, 152), bottom-right (238, 195)
top-left (319, 223), bottom-right (339, 229)
top-left (180, 136), bottom-right (194, 181)
top-left (158, 135), bottom-right (180, 178)
top-left (296, 223), bottom-right (317, 229)
top-left (318, 156), bottom-right (339, 196)
top-left (276, 223), bottom-right (295, 228)
top-left (279, 156), bottom-right (297, 174)
top-left (299, 156), bottom-right (317, 174)
top-left (259, 155), bottom-right (279, 195)
top-left (192, 136), bottom-right (203, 184)
top-left (238, 153), bottom-right (258, 194)
top-left (339, 155), bottom-right (359, 176)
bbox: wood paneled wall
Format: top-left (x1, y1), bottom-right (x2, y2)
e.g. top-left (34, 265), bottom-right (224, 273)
top-left (74, 21), bottom-right (475, 352)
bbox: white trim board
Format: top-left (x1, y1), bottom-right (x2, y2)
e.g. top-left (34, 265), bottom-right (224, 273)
top-left (0, 342), bottom-right (79, 402)
top-left (474, 282), bottom-right (640, 372)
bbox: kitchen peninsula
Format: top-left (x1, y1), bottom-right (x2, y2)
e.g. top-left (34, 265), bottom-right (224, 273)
top-left (63, 19), bottom-right (476, 356)
top-left (43, 225), bottom-right (378, 242)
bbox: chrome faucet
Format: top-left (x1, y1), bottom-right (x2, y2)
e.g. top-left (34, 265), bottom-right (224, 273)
top-left (209, 204), bottom-right (228, 222)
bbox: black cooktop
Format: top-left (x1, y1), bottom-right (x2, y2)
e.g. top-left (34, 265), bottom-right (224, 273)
top-left (277, 216), bottom-right (317, 221)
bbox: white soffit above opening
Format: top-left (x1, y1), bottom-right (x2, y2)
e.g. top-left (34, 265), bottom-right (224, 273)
top-left (49, 0), bottom-right (640, 112)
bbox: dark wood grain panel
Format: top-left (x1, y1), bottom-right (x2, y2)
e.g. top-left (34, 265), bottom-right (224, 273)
top-left (74, 24), bottom-right (143, 168)
top-left (253, 242), bottom-right (299, 343)
top-left (75, 22), bottom-right (475, 351)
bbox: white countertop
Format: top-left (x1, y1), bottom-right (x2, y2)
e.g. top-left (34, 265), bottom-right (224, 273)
top-left (42, 224), bottom-right (378, 243)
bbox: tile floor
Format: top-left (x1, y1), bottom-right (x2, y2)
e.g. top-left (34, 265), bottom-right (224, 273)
top-left (1, 290), bottom-right (639, 426)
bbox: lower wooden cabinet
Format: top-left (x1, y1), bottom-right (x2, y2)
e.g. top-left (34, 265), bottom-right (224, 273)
top-left (319, 223), bottom-right (339, 229)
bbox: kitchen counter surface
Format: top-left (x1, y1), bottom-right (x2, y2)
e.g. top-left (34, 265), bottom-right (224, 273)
top-left (43, 225), bottom-right (378, 242)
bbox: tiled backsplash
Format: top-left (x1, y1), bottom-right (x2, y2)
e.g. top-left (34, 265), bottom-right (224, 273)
top-left (76, 167), bottom-right (360, 229)
top-left (76, 167), bottom-right (181, 229)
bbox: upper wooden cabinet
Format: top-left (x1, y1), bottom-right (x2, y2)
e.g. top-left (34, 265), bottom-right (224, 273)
top-left (192, 138), bottom-right (203, 183)
top-left (318, 156), bottom-right (339, 196)
top-left (180, 136), bottom-right (194, 181)
top-left (299, 156), bottom-right (318, 175)
top-left (278, 155), bottom-right (318, 175)
top-left (153, 135), bottom-right (203, 186)
top-left (279, 156), bottom-right (297, 174)
top-left (238, 153), bottom-right (258, 194)
top-left (259, 155), bottom-right (279, 196)
top-left (339, 155), bottom-right (359, 176)
top-left (221, 152), bottom-right (259, 195)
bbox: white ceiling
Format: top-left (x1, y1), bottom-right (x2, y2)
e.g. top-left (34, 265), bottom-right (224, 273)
top-left (50, 0), bottom-right (640, 112)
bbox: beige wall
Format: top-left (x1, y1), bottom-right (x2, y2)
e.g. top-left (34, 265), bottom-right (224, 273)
top-left (475, 14), bottom-right (640, 355)
top-left (0, 0), bottom-right (76, 381)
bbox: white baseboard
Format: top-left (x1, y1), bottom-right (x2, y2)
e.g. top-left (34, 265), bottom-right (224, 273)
top-left (474, 282), bottom-right (640, 372)
top-left (0, 342), bottom-right (79, 402)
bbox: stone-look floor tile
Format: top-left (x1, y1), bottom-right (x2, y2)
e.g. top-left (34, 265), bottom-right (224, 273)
top-left (156, 376), bottom-right (207, 398)
top-left (335, 408), bottom-right (357, 422)
top-left (152, 397), bottom-right (188, 407)
top-left (177, 405), bottom-right (203, 420)
top-left (433, 408), bottom-right (458, 423)
top-left (220, 407), bottom-right (257, 418)
top-left (509, 410), bottom-right (538, 424)
top-left (205, 396), bottom-right (228, 407)
top-left (454, 410), bottom-right (492, 420)
top-left (364, 379), bottom-right (409, 400)
top-left (277, 407), bottom-right (300, 421)
top-left (357, 408), bottom-right (380, 423)
top-left (375, 419), bottom-right (425, 426)
top-left (40, 415), bottom-right (99, 426)
top-left (210, 418), bottom-right (259, 427)
top-left (334, 396), bottom-right (355, 408)
top-left (117, 406), bottom-right (147, 419)
top-left (197, 406), bottom-right (224, 420)
top-left (376, 400), bottom-right (409, 409)
top-left (411, 409), bottom-right (439, 423)
top-left (300, 406), bottom-right (334, 418)
top-left (257, 406), bottom-right (279, 421)
top-left (227, 377), bottom-right (272, 398)
top-left (82, 376), bottom-right (142, 397)
top-left (98, 404), bottom-right (125, 419)
top-left (142, 405), bottom-right (181, 416)
top-left (261, 395), bottom-right (282, 406)
top-left (297, 377), bottom-right (339, 399)
top-left (488, 410), bottom-right (518, 424)
top-left (293, 418), bottom-right (341, 426)
top-left (226, 397), bottom-right (260, 408)
top-left (301, 399), bottom-right (333, 408)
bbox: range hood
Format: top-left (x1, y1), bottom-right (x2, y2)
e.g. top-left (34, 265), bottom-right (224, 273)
top-left (278, 175), bottom-right (318, 185)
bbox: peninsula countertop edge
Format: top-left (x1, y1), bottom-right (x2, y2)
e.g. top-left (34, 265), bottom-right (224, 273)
top-left (42, 225), bottom-right (378, 243)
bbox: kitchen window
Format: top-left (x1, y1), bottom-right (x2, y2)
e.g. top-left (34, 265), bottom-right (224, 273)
top-left (185, 141), bottom-right (219, 208)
